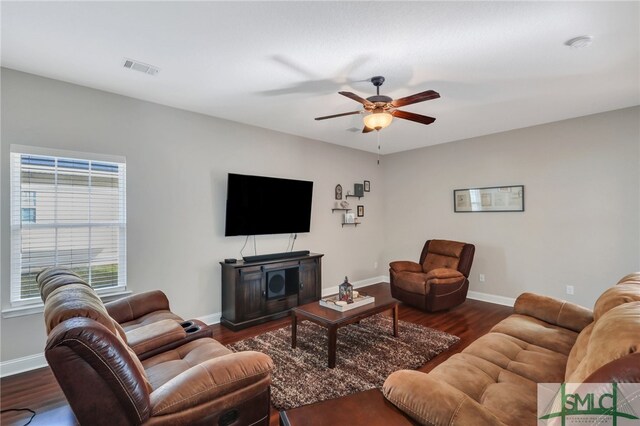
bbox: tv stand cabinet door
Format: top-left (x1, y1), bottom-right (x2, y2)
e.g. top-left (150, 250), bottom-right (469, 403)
top-left (237, 268), bottom-right (264, 321)
top-left (298, 258), bottom-right (321, 305)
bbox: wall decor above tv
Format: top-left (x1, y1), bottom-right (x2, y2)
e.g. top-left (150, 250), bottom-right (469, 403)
top-left (224, 173), bottom-right (313, 236)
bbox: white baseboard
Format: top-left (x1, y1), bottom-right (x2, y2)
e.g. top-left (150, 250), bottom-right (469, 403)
top-left (321, 275), bottom-right (387, 297)
top-left (467, 291), bottom-right (516, 307)
top-left (4, 276), bottom-right (514, 378)
top-left (196, 312), bottom-right (222, 325)
top-left (0, 352), bottom-right (47, 378)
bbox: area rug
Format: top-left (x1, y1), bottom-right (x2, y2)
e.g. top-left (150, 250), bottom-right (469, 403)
top-left (227, 314), bottom-right (459, 410)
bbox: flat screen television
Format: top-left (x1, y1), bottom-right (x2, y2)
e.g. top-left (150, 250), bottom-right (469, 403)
top-left (224, 173), bottom-right (313, 236)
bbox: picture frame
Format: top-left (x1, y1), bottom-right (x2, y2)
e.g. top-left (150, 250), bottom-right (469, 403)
top-left (354, 183), bottom-right (364, 197)
top-left (357, 205), bottom-right (364, 217)
top-left (454, 185), bottom-right (524, 212)
top-left (335, 184), bottom-right (343, 200)
top-left (364, 180), bottom-right (370, 192)
top-left (344, 212), bottom-right (356, 223)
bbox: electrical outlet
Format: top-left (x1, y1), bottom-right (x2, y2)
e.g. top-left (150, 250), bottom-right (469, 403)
top-left (373, 261), bottom-right (378, 269)
top-left (566, 285), bottom-right (574, 295)
top-left (479, 274), bottom-right (485, 282)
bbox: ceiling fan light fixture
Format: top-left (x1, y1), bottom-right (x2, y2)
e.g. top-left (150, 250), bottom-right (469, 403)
top-left (363, 111), bottom-right (393, 131)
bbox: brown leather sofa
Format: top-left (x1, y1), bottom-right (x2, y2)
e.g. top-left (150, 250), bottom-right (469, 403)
top-left (38, 267), bottom-right (274, 426)
top-left (389, 239), bottom-right (475, 311)
top-left (382, 273), bottom-right (640, 425)
top-left (37, 267), bottom-right (212, 360)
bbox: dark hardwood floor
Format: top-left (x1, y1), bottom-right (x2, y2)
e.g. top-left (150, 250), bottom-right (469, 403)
top-left (1, 295), bottom-right (512, 426)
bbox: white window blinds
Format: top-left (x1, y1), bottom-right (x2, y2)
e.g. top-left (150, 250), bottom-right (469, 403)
top-left (10, 148), bottom-right (126, 305)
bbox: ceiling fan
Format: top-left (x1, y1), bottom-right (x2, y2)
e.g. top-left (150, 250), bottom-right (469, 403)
top-left (315, 76), bottom-right (440, 133)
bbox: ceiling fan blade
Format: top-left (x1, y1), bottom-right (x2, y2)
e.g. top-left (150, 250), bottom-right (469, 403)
top-left (391, 90), bottom-right (440, 107)
top-left (315, 111), bottom-right (362, 120)
top-left (391, 109), bottom-right (436, 125)
top-left (362, 126), bottom-right (375, 133)
top-left (339, 91), bottom-right (374, 107)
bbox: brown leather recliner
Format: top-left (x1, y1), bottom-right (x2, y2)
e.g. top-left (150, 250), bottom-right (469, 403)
top-left (38, 268), bottom-right (274, 426)
top-left (389, 239), bottom-right (475, 311)
top-left (38, 267), bottom-right (213, 360)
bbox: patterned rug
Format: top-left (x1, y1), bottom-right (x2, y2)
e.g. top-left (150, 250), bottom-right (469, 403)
top-left (227, 314), bottom-right (459, 410)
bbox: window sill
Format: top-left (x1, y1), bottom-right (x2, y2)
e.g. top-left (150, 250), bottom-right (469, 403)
top-left (1, 290), bottom-right (132, 319)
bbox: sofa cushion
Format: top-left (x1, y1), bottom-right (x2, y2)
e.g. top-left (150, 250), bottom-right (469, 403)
top-left (143, 339), bottom-right (233, 389)
top-left (422, 240), bottom-right (465, 272)
top-left (420, 324), bottom-right (571, 425)
top-left (567, 301), bottom-right (640, 383)
top-left (424, 268), bottom-right (464, 286)
top-left (618, 273), bottom-right (640, 284)
top-left (393, 271), bottom-right (428, 295)
top-left (490, 314), bottom-right (578, 356)
top-left (38, 270), bottom-right (90, 301)
top-left (593, 283), bottom-right (640, 321)
top-left (119, 310), bottom-right (184, 332)
top-left (461, 333), bottom-right (568, 383)
top-left (44, 283), bottom-right (119, 335)
top-left (564, 322), bottom-right (594, 380)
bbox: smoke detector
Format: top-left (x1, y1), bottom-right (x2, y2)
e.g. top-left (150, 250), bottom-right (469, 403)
top-left (123, 58), bottom-right (160, 76)
top-left (565, 36), bottom-right (593, 49)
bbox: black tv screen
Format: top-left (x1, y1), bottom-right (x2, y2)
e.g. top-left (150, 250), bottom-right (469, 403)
top-left (224, 173), bottom-right (313, 236)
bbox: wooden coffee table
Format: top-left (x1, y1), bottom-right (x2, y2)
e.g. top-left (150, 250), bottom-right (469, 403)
top-left (291, 283), bottom-right (399, 368)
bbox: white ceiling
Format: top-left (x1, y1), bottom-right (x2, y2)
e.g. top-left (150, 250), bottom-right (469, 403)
top-left (2, 1), bottom-right (639, 154)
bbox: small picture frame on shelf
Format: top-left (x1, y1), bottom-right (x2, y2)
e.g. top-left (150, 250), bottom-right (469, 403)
top-left (354, 183), bottom-right (364, 197)
top-left (344, 212), bottom-right (356, 223)
top-left (357, 205), bottom-right (364, 217)
top-left (364, 180), bottom-right (370, 192)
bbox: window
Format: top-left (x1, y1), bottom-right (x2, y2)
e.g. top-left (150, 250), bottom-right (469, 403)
top-left (10, 146), bottom-right (126, 305)
top-left (21, 208), bottom-right (36, 223)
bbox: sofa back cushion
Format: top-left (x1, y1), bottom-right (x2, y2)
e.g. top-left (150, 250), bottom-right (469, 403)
top-left (593, 282), bottom-right (640, 321)
top-left (564, 322), bottom-right (594, 380)
top-left (618, 273), bottom-right (640, 284)
top-left (422, 240), bottom-right (465, 273)
top-left (566, 301), bottom-right (640, 383)
top-left (38, 267), bottom-right (90, 302)
top-left (44, 283), bottom-right (120, 335)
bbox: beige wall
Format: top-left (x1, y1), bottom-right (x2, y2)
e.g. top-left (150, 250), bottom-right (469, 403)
top-left (1, 68), bottom-right (638, 366)
top-left (382, 106), bottom-right (640, 307)
top-left (0, 69), bottom-right (385, 361)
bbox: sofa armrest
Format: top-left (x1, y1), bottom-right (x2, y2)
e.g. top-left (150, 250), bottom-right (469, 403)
top-left (126, 319), bottom-right (187, 356)
top-left (389, 261), bottom-right (422, 273)
top-left (150, 351), bottom-right (273, 416)
top-left (514, 293), bottom-right (593, 333)
top-left (106, 290), bottom-right (172, 324)
top-left (583, 352), bottom-right (640, 384)
top-left (382, 370), bottom-right (505, 425)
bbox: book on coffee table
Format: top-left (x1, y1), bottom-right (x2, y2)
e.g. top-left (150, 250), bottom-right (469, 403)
top-left (319, 293), bottom-right (375, 312)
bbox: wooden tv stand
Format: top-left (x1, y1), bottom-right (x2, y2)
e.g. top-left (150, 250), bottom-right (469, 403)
top-left (220, 252), bottom-right (323, 331)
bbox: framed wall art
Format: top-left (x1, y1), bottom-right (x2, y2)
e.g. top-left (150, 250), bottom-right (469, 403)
top-left (454, 185), bottom-right (524, 212)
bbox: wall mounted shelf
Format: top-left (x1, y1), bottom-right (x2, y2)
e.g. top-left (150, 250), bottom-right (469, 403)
top-left (331, 208), bottom-right (352, 213)
top-left (345, 195), bottom-right (363, 199)
top-left (341, 222), bottom-right (360, 227)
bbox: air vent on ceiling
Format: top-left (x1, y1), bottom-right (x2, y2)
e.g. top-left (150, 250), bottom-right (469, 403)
top-left (123, 58), bottom-right (159, 76)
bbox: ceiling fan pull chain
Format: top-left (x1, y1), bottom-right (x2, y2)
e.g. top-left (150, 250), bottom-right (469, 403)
top-left (377, 131), bottom-right (381, 165)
